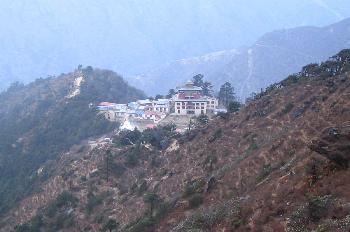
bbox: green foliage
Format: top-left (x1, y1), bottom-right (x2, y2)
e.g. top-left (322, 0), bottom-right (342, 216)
top-left (188, 193), bottom-right (204, 208)
top-left (140, 124), bottom-right (177, 149)
top-left (216, 112), bottom-right (230, 120)
top-left (165, 89), bottom-right (176, 99)
top-left (218, 82), bottom-right (236, 108)
top-left (125, 198), bottom-right (177, 232)
top-left (113, 129), bottom-right (142, 146)
top-left (191, 74), bottom-right (213, 96)
top-left (196, 114), bottom-right (209, 126)
top-left (307, 195), bottom-right (333, 222)
top-left (281, 102), bottom-right (294, 115)
top-left (126, 216), bottom-right (155, 232)
top-left (124, 146), bottom-right (141, 167)
top-left (86, 191), bottom-right (105, 215)
top-left (102, 219), bottom-right (119, 232)
top-left (228, 101), bottom-right (242, 113)
top-left (208, 128), bottom-right (223, 143)
top-left (256, 164), bottom-right (272, 182)
top-left (231, 217), bottom-right (246, 229)
top-left (14, 215), bottom-right (44, 232)
top-left (46, 192), bottom-right (78, 217)
top-left (110, 162), bottom-right (127, 177)
top-left (0, 68), bottom-right (145, 215)
top-left (183, 179), bottom-right (206, 198)
top-left (175, 203), bottom-right (230, 231)
top-left (143, 192), bottom-right (160, 216)
top-left (137, 180), bottom-right (148, 196)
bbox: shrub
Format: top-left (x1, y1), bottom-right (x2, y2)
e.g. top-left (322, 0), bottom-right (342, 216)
top-left (127, 216), bottom-right (155, 232)
top-left (228, 101), bottom-right (242, 113)
top-left (208, 128), bottom-right (223, 143)
top-left (196, 114), bottom-right (209, 126)
top-left (46, 192), bottom-right (78, 217)
top-left (86, 192), bottom-right (104, 214)
top-left (281, 102), bottom-right (294, 115)
top-left (110, 162), bottom-right (126, 177)
top-left (183, 179), bottom-right (206, 197)
top-left (137, 180), bottom-right (148, 196)
top-left (188, 193), bottom-right (204, 208)
top-left (308, 195), bottom-right (333, 222)
top-left (102, 219), bottom-right (119, 232)
top-left (216, 112), bottom-right (230, 120)
top-left (256, 164), bottom-right (272, 182)
top-left (113, 128), bottom-right (141, 146)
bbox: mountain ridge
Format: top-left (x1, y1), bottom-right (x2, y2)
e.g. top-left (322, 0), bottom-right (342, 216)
top-left (129, 17), bottom-right (350, 100)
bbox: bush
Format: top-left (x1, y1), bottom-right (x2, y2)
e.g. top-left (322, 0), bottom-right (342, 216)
top-left (196, 114), bottom-right (209, 126)
top-left (281, 102), bottom-right (294, 115)
top-left (86, 192), bottom-right (104, 214)
top-left (308, 195), bottom-right (333, 222)
top-left (102, 219), bottom-right (119, 232)
top-left (216, 112), bottom-right (230, 120)
top-left (46, 192), bottom-right (78, 217)
top-left (188, 194), bottom-right (204, 208)
top-left (208, 128), bottom-right (223, 143)
top-left (137, 180), bottom-right (148, 196)
top-left (127, 216), bottom-right (155, 232)
top-left (113, 128), bottom-right (141, 146)
top-left (228, 101), bottom-right (242, 113)
top-left (256, 164), bottom-right (272, 182)
top-left (183, 179), bottom-right (206, 197)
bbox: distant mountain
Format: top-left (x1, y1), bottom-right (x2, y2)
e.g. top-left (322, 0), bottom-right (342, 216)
top-left (1, 0), bottom-right (350, 90)
top-left (0, 67), bottom-right (144, 215)
top-left (129, 17), bottom-right (350, 99)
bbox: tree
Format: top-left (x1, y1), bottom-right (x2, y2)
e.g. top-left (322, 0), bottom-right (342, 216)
top-left (143, 192), bottom-right (160, 217)
top-left (192, 74), bottom-right (204, 87)
top-left (102, 219), bottom-right (119, 232)
top-left (218, 82), bottom-right (235, 108)
top-left (228, 101), bottom-right (242, 113)
top-left (155, 94), bottom-right (164, 100)
top-left (196, 114), bottom-right (209, 126)
top-left (106, 149), bottom-right (111, 182)
top-left (202, 81), bottom-right (213, 96)
top-left (166, 89), bottom-right (176, 99)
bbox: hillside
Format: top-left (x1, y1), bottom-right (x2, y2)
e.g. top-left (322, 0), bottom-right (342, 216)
top-left (1, 0), bottom-right (350, 90)
top-left (129, 17), bottom-right (350, 99)
top-left (0, 67), bottom-right (145, 217)
top-left (3, 51), bottom-right (350, 232)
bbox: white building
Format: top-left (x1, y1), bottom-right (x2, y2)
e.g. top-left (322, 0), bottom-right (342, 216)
top-left (172, 81), bottom-right (218, 115)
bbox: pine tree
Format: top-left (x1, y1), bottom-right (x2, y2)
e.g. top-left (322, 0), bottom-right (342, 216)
top-left (202, 81), bottom-right (213, 97)
top-left (192, 74), bottom-right (204, 87)
top-left (166, 89), bottom-right (176, 99)
top-left (218, 82), bottom-right (235, 108)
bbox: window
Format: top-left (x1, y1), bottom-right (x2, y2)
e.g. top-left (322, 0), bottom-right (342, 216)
top-left (211, 101), bottom-right (214, 104)
top-left (178, 110), bottom-right (180, 114)
top-left (177, 102), bottom-right (180, 106)
top-left (201, 103), bottom-right (205, 105)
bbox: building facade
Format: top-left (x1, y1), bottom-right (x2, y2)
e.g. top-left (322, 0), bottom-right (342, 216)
top-left (173, 81), bottom-right (218, 115)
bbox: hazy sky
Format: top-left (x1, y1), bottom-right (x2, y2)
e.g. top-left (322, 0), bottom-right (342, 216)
top-left (1, 0), bottom-right (350, 88)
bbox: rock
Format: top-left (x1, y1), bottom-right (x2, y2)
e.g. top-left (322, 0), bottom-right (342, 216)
top-left (309, 127), bottom-right (350, 168)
